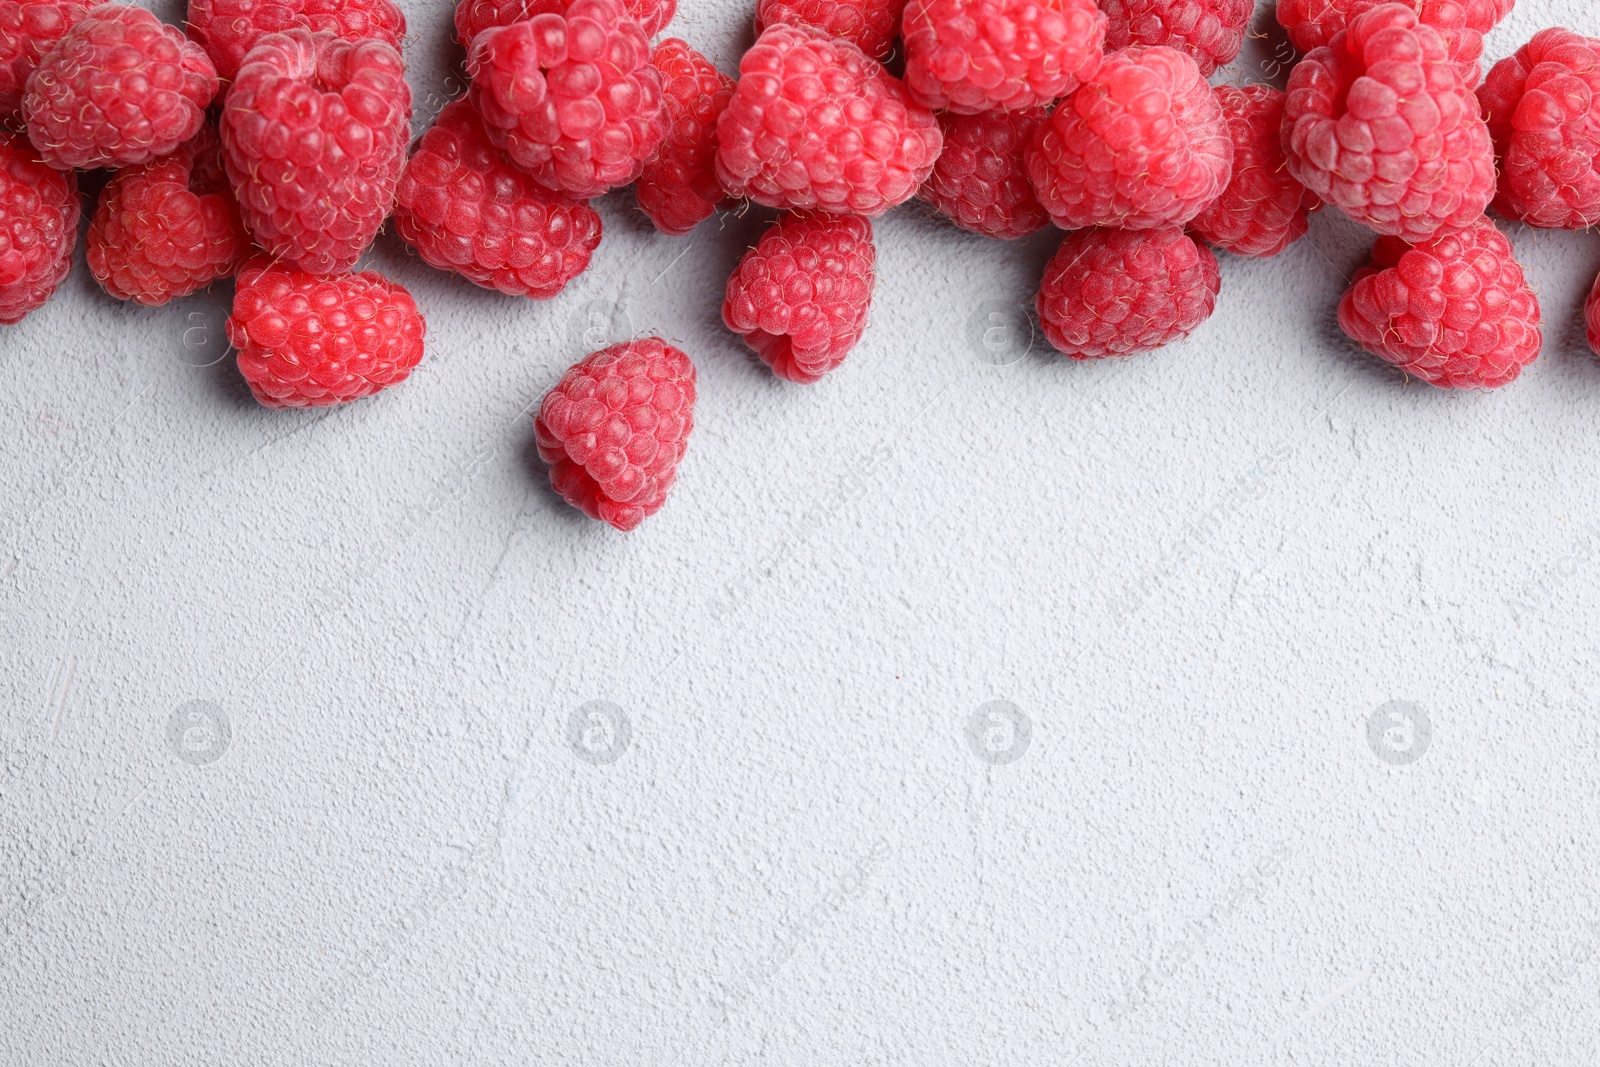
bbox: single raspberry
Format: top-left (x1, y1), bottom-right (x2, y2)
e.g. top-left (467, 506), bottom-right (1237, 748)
top-left (722, 212), bottom-right (876, 383)
top-left (1190, 84), bottom-right (1319, 258)
top-left (0, 0), bottom-right (89, 118)
top-left (87, 126), bottom-right (248, 307)
top-left (1025, 45), bottom-right (1231, 231)
top-left (1478, 28), bottom-right (1600, 231)
top-left (23, 3), bottom-right (216, 170)
top-left (535, 338), bottom-right (696, 531)
top-left (467, 0), bottom-right (666, 200)
top-left (901, 0), bottom-right (1106, 113)
top-left (1282, 4), bottom-right (1495, 242)
top-left (221, 31), bottom-right (411, 275)
top-left (918, 106), bottom-right (1049, 240)
top-left (635, 38), bottom-right (734, 236)
top-left (228, 259), bottom-right (427, 408)
top-left (186, 0), bottom-right (407, 82)
top-left (454, 0), bottom-right (675, 50)
top-left (395, 100), bottom-right (601, 300)
top-left (1276, 0), bottom-right (1509, 83)
top-left (1036, 226), bottom-right (1220, 358)
top-left (1587, 271), bottom-right (1600, 358)
top-left (1337, 218), bottom-right (1541, 388)
top-left (754, 0), bottom-right (903, 60)
top-left (1099, 0), bottom-right (1253, 76)
top-left (0, 131), bottom-right (76, 326)
top-left (715, 25), bottom-right (942, 216)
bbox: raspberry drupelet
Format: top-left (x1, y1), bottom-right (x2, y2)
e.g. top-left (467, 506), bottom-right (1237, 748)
top-left (901, 0), bottom-right (1106, 114)
top-left (0, 0), bottom-right (89, 118)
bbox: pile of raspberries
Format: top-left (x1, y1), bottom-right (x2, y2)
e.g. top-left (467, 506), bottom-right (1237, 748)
top-left (0, 0), bottom-right (1592, 529)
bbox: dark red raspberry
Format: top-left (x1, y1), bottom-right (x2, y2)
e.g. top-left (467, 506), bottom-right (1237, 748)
top-left (1338, 218), bottom-right (1541, 389)
top-left (23, 3), bottom-right (216, 170)
top-left (902, 0), bottom-right (1105, 113)
top-left (535, 338), bottom-right (696, 531)
top-left (395, 100), bottom-right (602, 300)
top-left (1276, 0), bottom-right (1509, 83)
top-left (722, 212), bottom-right (876, 383)
top-left (1099, 0), bottom-right (1253, 76)
top-left (635, 38), bottom-right (734, 236)
top-left (229, 259), bottom-right (427, 408)
top-left (221, 31), bottom-right (411, 275)
top-left (1190, 84), bottom-right (1319, 258)
top-left (0, 130), bottom-right (76, 325)
top-left (918, 107), bottom-right (1049, 240)
top-left (716, 25), bottom-right (942, 216)
top-left (0, 0), bottom-right (88, 118)
top-left (754, 0), bottom-right (903, 60)
top-left (1026, 45), bottom-right (1231, 231)
top-left (467, 0), bottom-right (666, 200)
top-left (187, 0), bottom-right (407, 82)
top-left (1036, 226), bottom-right (1220, 358)
top-left (454, 0), bottom-right (675, 50)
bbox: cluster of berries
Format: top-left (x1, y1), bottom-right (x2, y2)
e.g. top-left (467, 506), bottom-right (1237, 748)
top-left (0, 0), bottom-right (1594, 530)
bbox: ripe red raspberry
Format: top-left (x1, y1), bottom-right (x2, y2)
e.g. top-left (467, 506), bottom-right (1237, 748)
top-left (395, 100), bottom-right (601, 300)
top-left (722, 212), bottom-right (876, 383)
top-left (1276, 0), bottom-right (1508, 82)
top-left (535, 338), bottom-right (696, 531)
top-left (918, 107), bottom-right (1048, 240)
top-left (754, 0), bottom-right (903, 60)
top-left (467, 0), bottom-right (666, 200)
top-left (87, 126), bottom-right (248, 307)
top-left (0, 0), bottom-right (89, 118)
top-left (23, 3), bottom-right (216, 170)
top-left (228, 259), bottom-right (427, 408)
top-left (1025, 46), bottom-right (1231, 231)
top-left (187, 0), bottom-right (407, 82)
top-left (454, 0), bottom-right (675, 50)
top-left (1190, 84), bottom-right (1319, 258)
top-left (1283, 4), bottom-right (1494, 242)
top-left (715, 25), bottom-right (942, 216)
top-left (1036, 226), bottom-right (1220, 358)
top-left (0, 131), bottom-right (76, 325)
top-left (1099, 0), bottom-right (1253, 76)
top-left (1478, 28), bottom-right (1600, 231)
top-left (1587, 271), bottom-right (1600, 359)
top-left (635, 38), bottom-right (733, 236)
top-left (901, 0), bottom-right (1105, 113)
top-left (1338, 218), bottom-right (1541, 388)
top-left (221, 31), bottom-right (410, 275)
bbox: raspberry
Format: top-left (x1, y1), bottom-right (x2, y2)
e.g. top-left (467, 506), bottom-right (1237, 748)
top-left (467, 0), bottom-right (666, 200)
top-left (1025, 46), bottom-right (1231, 231)
top-left (0, 0), bottom-right (89, 118)
top-left (395, 100), bottom-right (602, 300)
top-left (87, 126), bottom-right (249, 307)
top-left (722, 212), bottom-right (876, 383)
top-left (535, 338), bottom-right (696, 531)
top-left (1099, 0), bottom-right (1253, 76)
top-left (454, 0), bottom-right (675, 50)
top-left (1282, 4), bottom-right (1495, 242)
top-left (1478, 28), bottom-right (1600, 231)
top-left (1337, 218), bottom-right (1541, 388)
top-left (918, 107), bottom-right (1049, 240)
top-left (1276, 0), bottom-right (1509, 82)
top-left (1587, 271), bottom-right (1600, 359)
top-left (715, 25), bottom-right (942, 216)
top-left (221, 31), bottom-right (410, 275)
top-left (901, 0), bottom-right (1105, 113)
top-left (1190, 85), bottom-right (1319, 258)
top-left (0, 131), bottom-right (76, 326)
top-left (1035, 226), bottom-right (1220, 358)
top-left (228, 259), bottom-right (427, 408)
top-left (635, 38), bottom-right (733, 236)
top-left (754, 0), bottom-right (903, 60)
top-left (23, 3), bottom-right (216, 170)
top-left (187, 0), bottom-right (407, 82)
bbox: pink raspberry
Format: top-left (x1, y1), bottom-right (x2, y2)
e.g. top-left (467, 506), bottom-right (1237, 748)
top-left (454, 0), bottom-right (675, 50)
top-left (1337, 218), bottom-right (1541, 388)
top-left (467, 0), bottom-right (666, 200)
top-left (1276, 0), bottom-right (1509, 83)
top-left (754, 0), bottom-right (903, 60)
top-left (187, 0), bottom-right (407, 82)
top-left (1099, 0), bottom-right (1253, 76)
top-left (1587, 271), bottom-right (1600, 359)
top-left (1025, 46), bottom-right (1231, 231)
top-left (722, 212), bottom-right (876, 383)
top-left (221, 31), bottom-right (410, 275)
top-left (918, 106), bottom-right (1049, 240)
top-left (1478, 28), bottom-right (1600, 231)
top-left (715, 25), bottom-right (942, 216)
top-left (1035, 226), bottom-right (1220, 358)
top-left (1282, 3), bottom-right (1495, 242)
top-left (0, 131), bottom-right (76, 326)
top-left (23, 3), bottom-right (216, 170)
top-left (395, 100), bottom-right (602, 300)
top-left (229, 259), bottom-right (427, 408)
top-left (635, 38), bottom-right (733, 236)
top-left (901, 0), bottom-right (1105, 113)
top-left (0, 0), bottom-right (89, 118)
top-left (535, 338), bottom-right (697, 531)
top-left (1190, 84), bottom-right (1319, 258)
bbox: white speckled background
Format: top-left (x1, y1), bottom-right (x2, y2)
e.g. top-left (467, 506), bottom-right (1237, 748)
top-left (5, 0), bottom-right (1600, 1063)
